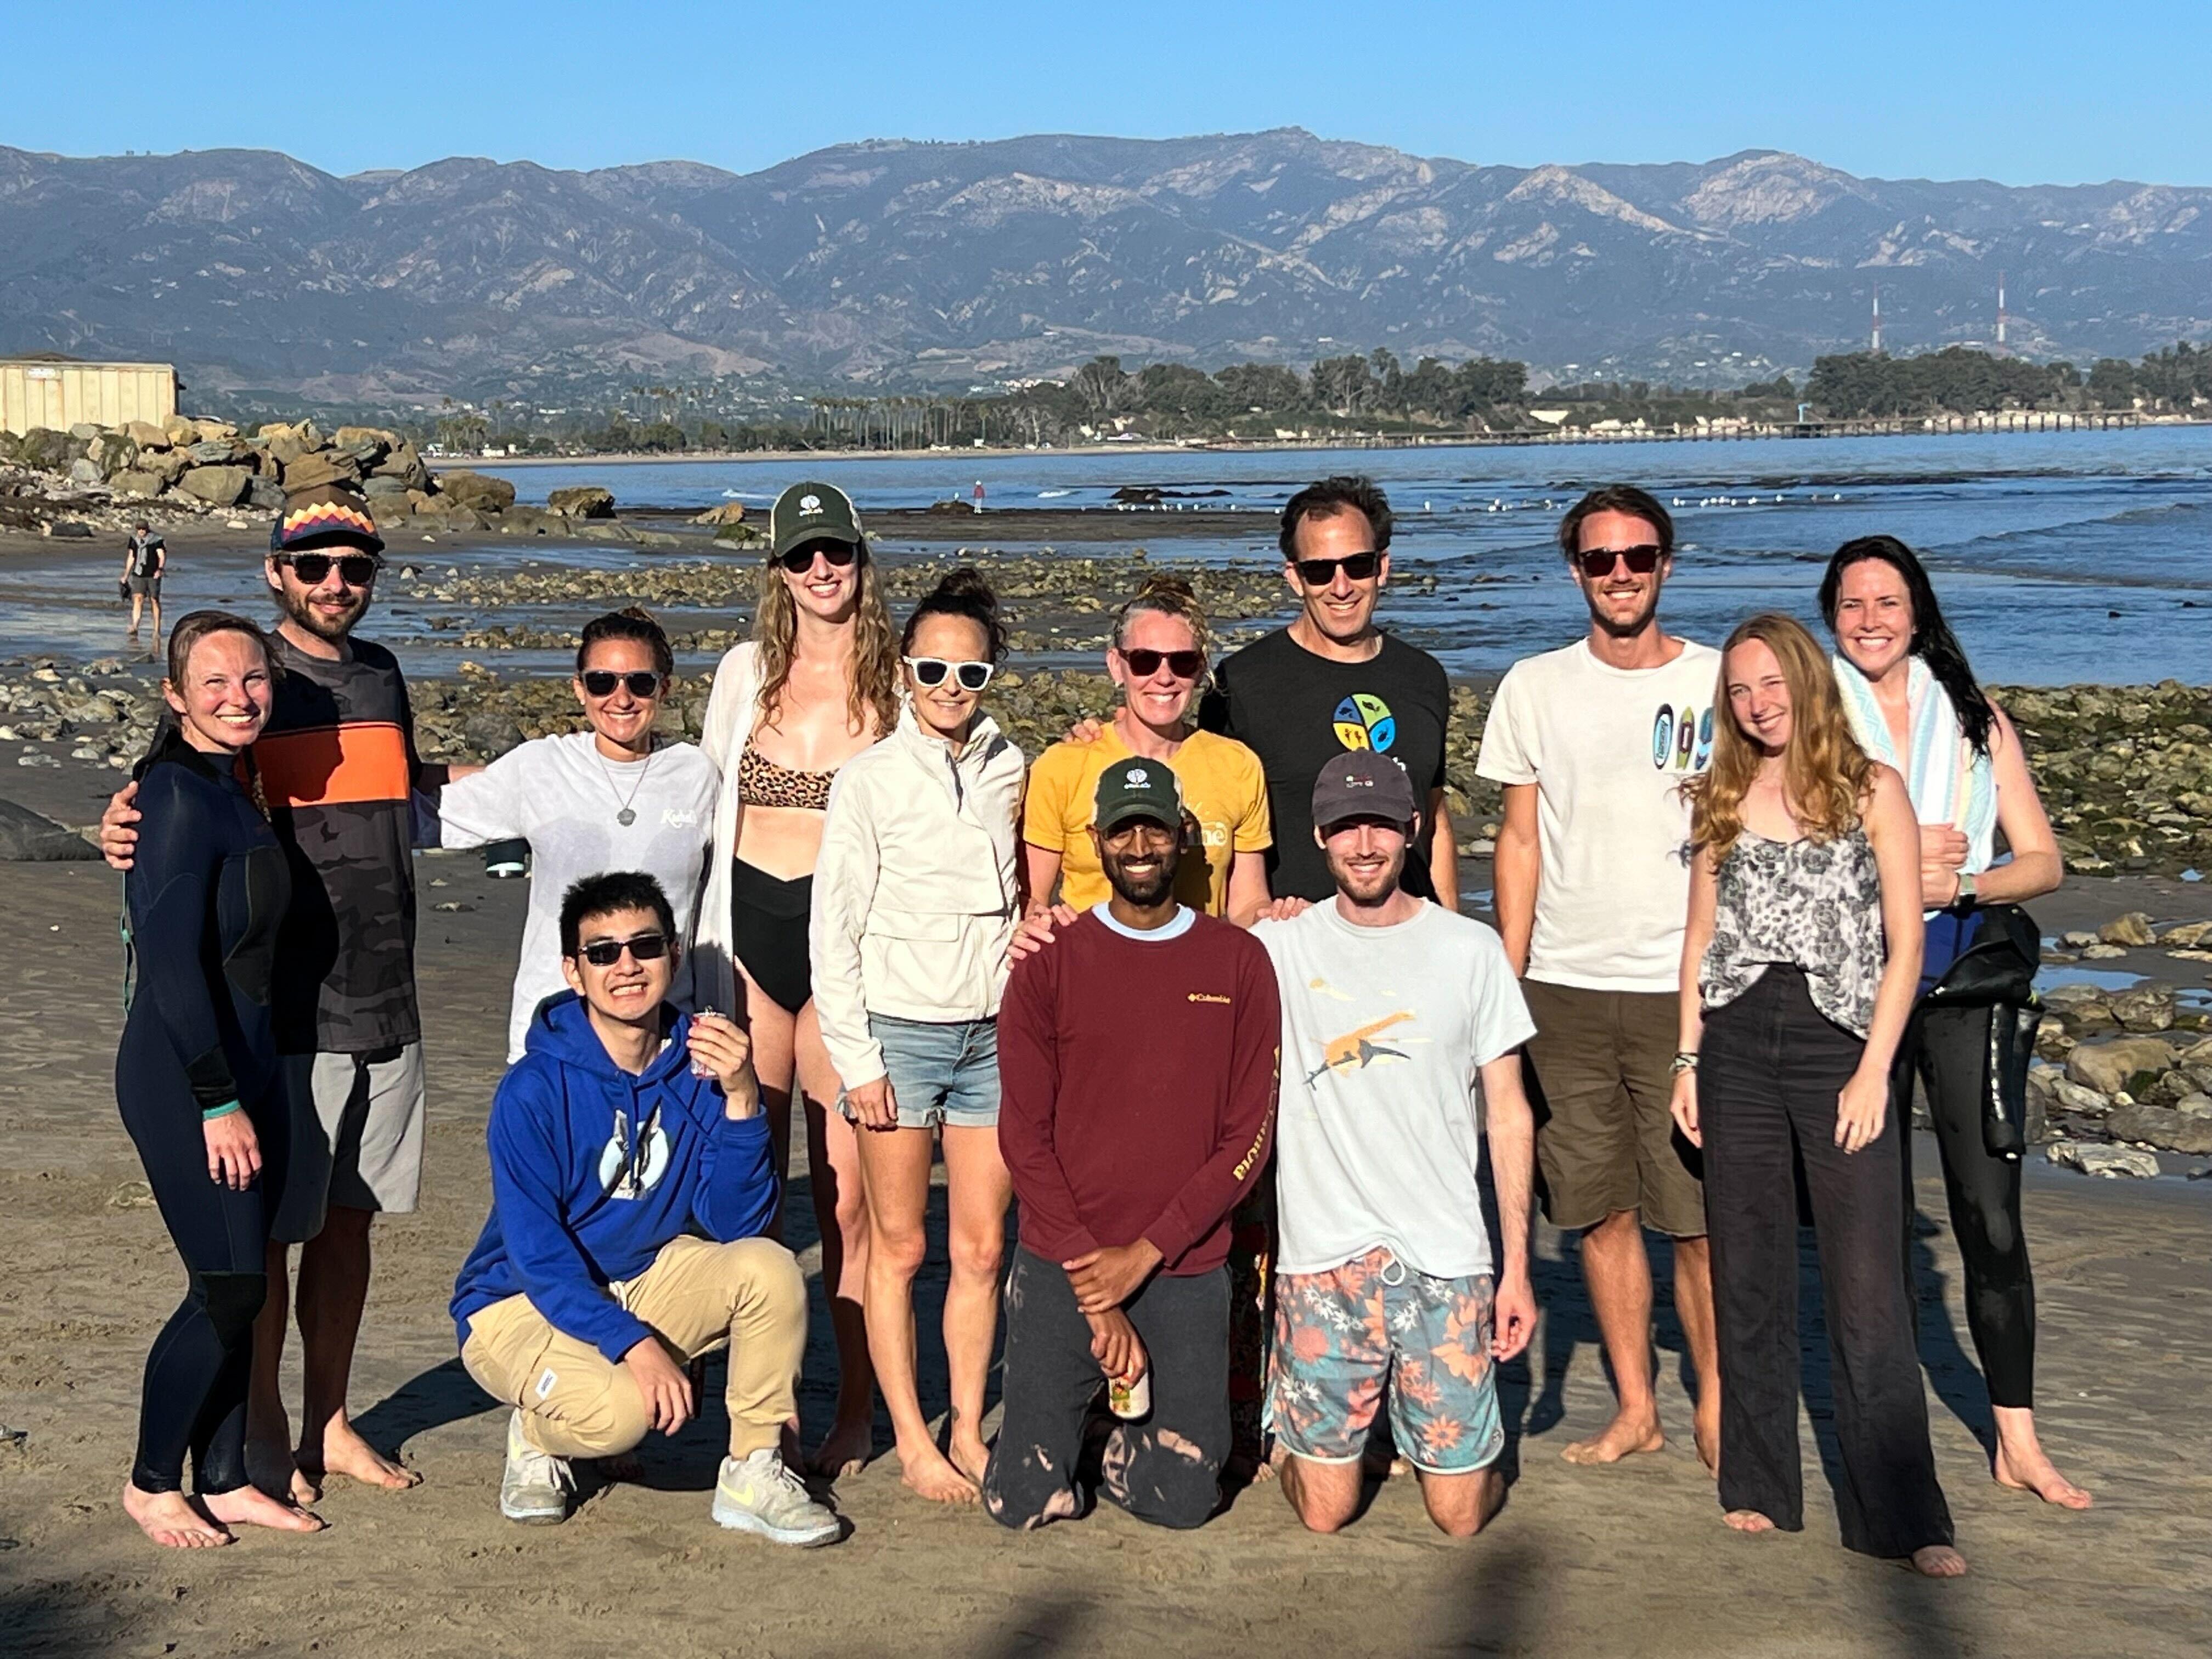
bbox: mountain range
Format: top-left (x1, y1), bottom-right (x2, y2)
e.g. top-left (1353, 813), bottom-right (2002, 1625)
top-left (2, 129), bottom-right (2207, 404)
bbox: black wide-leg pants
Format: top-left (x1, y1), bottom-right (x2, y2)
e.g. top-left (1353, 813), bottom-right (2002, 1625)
top-left (1700, 967), bottom-right (1954, 1558)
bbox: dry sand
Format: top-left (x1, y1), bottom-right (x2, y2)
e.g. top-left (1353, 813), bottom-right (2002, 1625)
top-left (2, 764), bottom-right (2210, 1655)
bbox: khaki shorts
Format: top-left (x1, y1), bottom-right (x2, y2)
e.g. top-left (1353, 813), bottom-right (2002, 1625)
top-left (1522, 980), bottom-right (1706, 1238)
top-left (269, 1042), bottom-right (426, 1242)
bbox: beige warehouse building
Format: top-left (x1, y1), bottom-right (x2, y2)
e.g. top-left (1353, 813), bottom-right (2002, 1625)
top-left (1, 358), bottom-right (177, 436)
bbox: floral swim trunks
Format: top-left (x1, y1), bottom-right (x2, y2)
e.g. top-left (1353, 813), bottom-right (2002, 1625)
top-left (1266, 1245), bottom-right (1503, 1475)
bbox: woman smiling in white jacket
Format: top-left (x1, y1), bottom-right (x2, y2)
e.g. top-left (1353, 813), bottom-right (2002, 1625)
top-left (810, 568), bottom-right (1025, 1505)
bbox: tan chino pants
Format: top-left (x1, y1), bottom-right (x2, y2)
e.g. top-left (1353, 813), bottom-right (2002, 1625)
top-left (462, 1234), bottom-right (805, 1460)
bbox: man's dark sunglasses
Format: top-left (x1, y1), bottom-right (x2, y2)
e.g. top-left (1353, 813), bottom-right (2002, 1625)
top-left (282, 551), bottom-right (380, 585)
top-left (1292, 551), bottom-right (1381, 586)
top-left (1575, 544), bottom-right (1665, 579)
top-left (1118, 647), bottom-right (1205, 679)
top-left (774, 541), bottom-right (859, 573)
top-left (581, 670), bottom-right (662, 698)
top-left (577, 932), bottom-right (669, 967)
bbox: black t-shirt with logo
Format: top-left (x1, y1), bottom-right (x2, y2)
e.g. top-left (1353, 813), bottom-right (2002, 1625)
top-left (1201, 628), bottom-right (1451, 902)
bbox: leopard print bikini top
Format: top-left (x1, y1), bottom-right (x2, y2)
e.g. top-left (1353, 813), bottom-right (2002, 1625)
top-left (737, 738), bottom-right (840, 811)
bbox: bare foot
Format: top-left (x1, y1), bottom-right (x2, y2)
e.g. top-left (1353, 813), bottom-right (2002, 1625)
top-left (1911, 1544), bottom-right (1968, 1578)
top-left (807, 1418), bottom-right (873, 1481)
top-left (947, 1435), bottom-right (991, 1489)
top-left (202, 1485), bottom-right (325, 1534)
top-left (122, 1483), bottom-right (230, 1549)
top-left (1723, 1509), bottom-right (1775, 1534)
top-left (898, 1444), bottom-right (981, 1505)
top-left (1994, 1441), bottom-right (2093, 1510)
top-left (301, 1418), bottom-right (420, 1492)
top-left (1561, 1412), bottom-right (1666, 1465)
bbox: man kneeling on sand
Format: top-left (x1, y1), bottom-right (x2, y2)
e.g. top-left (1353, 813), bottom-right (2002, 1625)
top-left (449, 872), bottom-right (840, 1546)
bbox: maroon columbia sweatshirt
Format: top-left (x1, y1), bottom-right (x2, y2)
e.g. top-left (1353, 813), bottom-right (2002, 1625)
top-left (996, 909), bottom-right (1280, 1277)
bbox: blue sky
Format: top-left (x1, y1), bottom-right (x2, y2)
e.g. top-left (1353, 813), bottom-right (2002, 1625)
top-left (9, 1), bottom-right (2205, 187)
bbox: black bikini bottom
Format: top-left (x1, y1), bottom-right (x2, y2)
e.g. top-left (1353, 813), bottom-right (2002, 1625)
top-left (731, 858), bottom-right (813, 1014)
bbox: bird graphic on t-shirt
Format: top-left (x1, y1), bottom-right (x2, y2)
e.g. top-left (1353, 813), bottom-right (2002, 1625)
top-left (1308, 1011), bottom-right (1415, 1082)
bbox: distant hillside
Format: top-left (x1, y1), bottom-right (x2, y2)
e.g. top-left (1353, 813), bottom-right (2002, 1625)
top-left (2, 131), bottom-right (2207, 402)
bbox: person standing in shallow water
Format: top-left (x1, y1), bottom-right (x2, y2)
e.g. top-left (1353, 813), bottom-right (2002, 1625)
top-left (812, 569), bottom-right (1024, 1505)
top-left (1821, 534), bottom-right (2089, 1511)
top-left (1673, 612), bottom-right (1963, 1578)
top-left (693, 481), bottom-right (897, 1478)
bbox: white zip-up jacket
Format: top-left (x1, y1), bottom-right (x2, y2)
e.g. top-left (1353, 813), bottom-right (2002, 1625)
top-left (809, 704), bottom-right (1027, 1088)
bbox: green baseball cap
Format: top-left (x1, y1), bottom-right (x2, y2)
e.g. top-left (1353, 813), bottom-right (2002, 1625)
top-left (770, 481), bottom-right (865, 561)
top-left (1092, 756), bottom-right (1185, 833)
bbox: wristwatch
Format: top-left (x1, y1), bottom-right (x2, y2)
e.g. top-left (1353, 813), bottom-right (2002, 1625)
top-left (1956, 870), bottom-right (1977, 904)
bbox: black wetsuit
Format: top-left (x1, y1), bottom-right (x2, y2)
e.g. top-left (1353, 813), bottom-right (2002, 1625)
top-left (117, 729), bottom-right (292, 1496)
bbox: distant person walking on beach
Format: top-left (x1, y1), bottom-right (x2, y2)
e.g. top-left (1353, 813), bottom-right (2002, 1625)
top-left (972, 479), bottom-right (985, 514)
top-left (450, 872), bottom-right (839, 1545)
top-left (1822, 535), bottom-right (2088, 1510)
top-left (986, 758), bottom-right (1279, 1531)
top-left (104, 482), bottom-right (463, 1505)
top-left (812, 570), bottom-right (1024, 1505)
top-left (116, 612), bottom-right (324, 1549)
top-left (693, 479), bottom-right (896, 1478)
top-left (1672, 613), bottom-right (1962, 1578)
top-left (1475, 484), bottom-right (1723, 1468)
top-left (1258, 752), bottom-right (1538, 1539)
top-left (435, 608), bottom-right (718, 1063)
top-left (122, 522), bottom-right (167, 648)
top-left (1203, 476), bottom-right (1456, 909)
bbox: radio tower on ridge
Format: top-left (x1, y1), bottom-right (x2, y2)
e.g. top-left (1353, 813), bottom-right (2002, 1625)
top-left (1996, 270), bottom-right (2008, 350)
top-left (1871, 284), bottom-right (1883, 353)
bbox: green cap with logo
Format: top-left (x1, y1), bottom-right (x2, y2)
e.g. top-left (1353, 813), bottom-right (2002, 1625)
top-left (770, 481), bottom-right (865, 561)
top-left (1092, 756), bottom-right (1185, 833)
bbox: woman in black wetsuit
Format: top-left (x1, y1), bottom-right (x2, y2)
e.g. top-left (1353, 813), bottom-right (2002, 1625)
top-left (119, 612), bottom-right (325, 1549)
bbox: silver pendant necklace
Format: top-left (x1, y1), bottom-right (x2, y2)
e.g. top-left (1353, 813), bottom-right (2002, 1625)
top-left (601, 740), bottom-right (653, 826)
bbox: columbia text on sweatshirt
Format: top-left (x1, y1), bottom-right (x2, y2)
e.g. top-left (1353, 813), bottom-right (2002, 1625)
top-left (996, 908), bottom-right (1280, 1277)
top-left (450, 993), bottom-right (777, 1362)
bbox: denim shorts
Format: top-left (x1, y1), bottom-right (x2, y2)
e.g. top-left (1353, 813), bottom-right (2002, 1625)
top-left (851, 1014), bottom-right (1001, 1130)
top-left (1267, 1245), bottom-right (1503, 1476)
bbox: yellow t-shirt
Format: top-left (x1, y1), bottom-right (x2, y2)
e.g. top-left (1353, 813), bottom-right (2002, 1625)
top-left (1023, 726), bottom-right (1272, 916)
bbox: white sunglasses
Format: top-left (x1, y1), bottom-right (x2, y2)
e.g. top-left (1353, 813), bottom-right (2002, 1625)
top-left (904, 656), bottom-right (994, 691)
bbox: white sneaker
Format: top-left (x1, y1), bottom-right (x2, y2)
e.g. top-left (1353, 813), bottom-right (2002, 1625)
top-left (710, 1447), bottom-right (842, 1547)
top-left (500, 1411), bottom-right (573, 1525)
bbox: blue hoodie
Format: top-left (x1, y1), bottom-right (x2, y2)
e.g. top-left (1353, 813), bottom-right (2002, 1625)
top-left (450, 991), bottom-right (778, 1362)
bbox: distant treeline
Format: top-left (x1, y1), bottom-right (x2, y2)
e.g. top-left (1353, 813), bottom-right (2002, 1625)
top-left (1805, 342), bottom-right (2212, 419)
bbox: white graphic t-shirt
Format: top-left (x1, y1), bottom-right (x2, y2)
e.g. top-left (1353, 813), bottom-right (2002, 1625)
top-left (1256, 901), bottom-right (1535, 1280)
top-left (1476, 638), bottom-right (1722, 993)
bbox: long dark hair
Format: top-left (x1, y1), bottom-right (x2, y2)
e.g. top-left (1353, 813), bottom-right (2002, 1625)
top-left (1818, 535), bottom-right (1994, 755)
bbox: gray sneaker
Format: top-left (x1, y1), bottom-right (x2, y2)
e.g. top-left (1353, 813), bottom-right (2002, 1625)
top-left (500, 1411), bottom-right (573, 1525)
top-left (710, 1447), bottom-right (842, 1547)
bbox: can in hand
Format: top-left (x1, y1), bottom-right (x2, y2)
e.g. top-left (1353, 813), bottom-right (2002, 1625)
top-left (689, 1009), bottom-right (719, 1080)
top-left (1108, 1368), bottom-right (1151, 1421)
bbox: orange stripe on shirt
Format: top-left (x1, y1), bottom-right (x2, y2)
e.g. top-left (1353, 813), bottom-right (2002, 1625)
top-left (256, 723), bottom-right (411, 808)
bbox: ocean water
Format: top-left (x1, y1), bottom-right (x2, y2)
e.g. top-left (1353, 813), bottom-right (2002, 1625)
top-left (5, 428), bottom-right (2209, 684)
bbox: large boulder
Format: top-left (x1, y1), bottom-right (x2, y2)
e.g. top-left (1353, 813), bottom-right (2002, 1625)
top-left (188, 438), bottom-right (247, 466)
top-left (548, 485), bottom-right (616, 519)
top-left (91, 431), bottom-right (139, 478)
top-left (437, 470), bottom-right (516, 512)
top-left (0, 800), bottom-right (100, 862)
top-left (67, 457), bottom-right (105, 486)
top-left (177, 465), bottom-right (252, 506)
top-left (245, 476), bottom-right (285, 510)
top-left (693, 501), bottom-right (747, 526)
top-left (125, 420), bottom-right (171, 450)
top-left (140, 448), bottom-right (190, 487)
top-left (2098, 911), bottom-right (2156, 947)
top-left (2066, 1035), bottom-right (2178, 1098)
top-left (370, 439), bottom-right (432, 492)
top-left (2108, 983), bottom-right (2175, 1032)
top-left (162, 414), bottom-right (198, 444)
top-left (2105, 1102), bottom-right (2212, 1155)
top-left (361, 473), bottom-right (411, 498)
top-left (17, 427), bottom-right (70, 471)
top-left (110, 470), bottom-right (165, 497)
top-left (333, 425), bottom-right (394, 455)
top-left (264, 424), bottom-right (316, 469)
top-left (280, 450), bottom-right (360, 492)
top-left (68, 420), bottom-right (103, 441)
top-left (189, 417), bottom-right (240, 443)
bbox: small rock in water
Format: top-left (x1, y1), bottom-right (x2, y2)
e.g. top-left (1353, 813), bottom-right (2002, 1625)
top-left (2098, 912), bottom-right (2157, 947)
top-left (2080, 943), bottom-right (2129, 960)
top-left (2046, 1141), bottom-right (2160, 1179)
top-left (2061, 930), bottom-right (2100, 949)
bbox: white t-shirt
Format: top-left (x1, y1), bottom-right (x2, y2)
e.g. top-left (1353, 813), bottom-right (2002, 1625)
top-left (435, 732), bottom-right (720, 1061)
top-left (1476, 637), bottom-right (1722, 993)
top-left (1256, 901), bottom-right (1536, 1280)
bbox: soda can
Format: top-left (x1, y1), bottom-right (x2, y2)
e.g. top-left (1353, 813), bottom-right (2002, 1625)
top-left (689, 1010), bottom-right (719, 1080)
